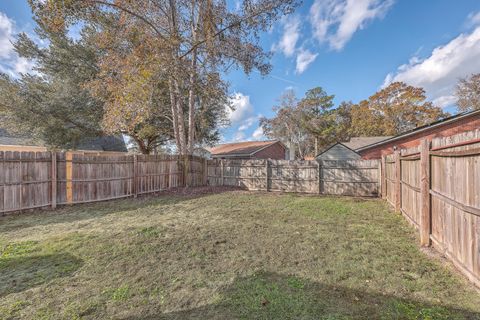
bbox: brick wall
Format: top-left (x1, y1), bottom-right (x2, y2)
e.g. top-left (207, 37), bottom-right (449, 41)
top-left (359, 114), bottom-right (480, 159)
top-left (254, 142), bottom-right (286, 159)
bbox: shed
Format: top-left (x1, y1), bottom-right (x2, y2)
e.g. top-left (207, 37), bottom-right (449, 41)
top-left (316, 143), bottom-right (360, 160)
top-left (315, 136), bottom-right (391, 160)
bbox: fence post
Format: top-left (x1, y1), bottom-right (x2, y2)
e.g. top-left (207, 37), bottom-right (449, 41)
top-left (133, 154), bottom-right (138, 198)
top-left (184, 155), bottom-right (189, 187)
top-left (318, 160), bottom-right (324, 194)
top-left (265, 159), bottom-right (270, 192)
top-left (51, 151), bottom-right (57, 209)
top-left (317, 160), bottom-right (321, 194)
top-left (66, 151), bottom-right (73, 204)
top-left (220, 159), bottom-right (224, 186)
top-left (203, 158), bottom-right (208, 186)
top-left (166, 155), bottom-right (171, 189)
top-left (420, 139), bottom-right (431, 246)
top-left (394, 150), bottom-right (401, 212)
top-left (381, 155), bottom-right (386, 199)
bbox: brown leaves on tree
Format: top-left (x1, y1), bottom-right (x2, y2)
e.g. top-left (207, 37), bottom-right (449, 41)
top-left (456, 73), bottom-right (480, 112)
top-left (350, 82), bottom-right (448, 136)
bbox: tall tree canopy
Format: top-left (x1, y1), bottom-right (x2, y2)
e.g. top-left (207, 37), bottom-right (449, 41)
top-left (350, 82), bottom-right (448, 136)
top-left (456, 73), bottom-right (480, 112)
top-left (261, 87), bottom-right (350, 158)
top-left (0, 19), bottom-right (179, 153)
top-left (30, 0), bottom-right (299, 154)
top-left (0, 22), bottom-right (104, 149)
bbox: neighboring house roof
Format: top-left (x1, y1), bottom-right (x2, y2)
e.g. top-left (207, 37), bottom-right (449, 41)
top-left (0, 129), bottom-right (38, 146)
top-left (209, 140), bottom-right (284, 157)
top-left (343, 136), bottom-right (392, 150)
top-left (356, 109), bottom-right (480, 152)
top-left (0, 129), bottom-right (127, 152)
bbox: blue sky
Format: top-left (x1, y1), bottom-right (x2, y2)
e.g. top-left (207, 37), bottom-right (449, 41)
top-left (1, 1), bottom-right (480, 143)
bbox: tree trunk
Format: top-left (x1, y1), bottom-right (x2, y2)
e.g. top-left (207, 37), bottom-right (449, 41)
top-left (187, 2), bottom-right (198, 155)
top-left (187, 49), bottom-right (197, 154)
top-left (135, 138), bottom-right (150, 154)
top-left (174, 78), bottom-right (187, 155)
top-left (168, 78), bottom-right (181, 151)
top-left (297, 143), bottom-right (303, 159)
top-left (168, 0), bottom-right (187, 155)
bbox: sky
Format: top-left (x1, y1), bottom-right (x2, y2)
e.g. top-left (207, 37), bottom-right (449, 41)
top-left (1, 0), bottom-right (480, 143)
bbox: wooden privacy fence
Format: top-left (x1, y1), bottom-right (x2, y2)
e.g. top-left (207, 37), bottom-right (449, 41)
top-left (207, 158), bottom-right (380, 196)
top-left (382, 130), bottom-right (480, 287)
top-left (0, 152), bottom-right (206, 215)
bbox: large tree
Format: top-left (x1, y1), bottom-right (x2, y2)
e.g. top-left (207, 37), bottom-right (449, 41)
top-left (456, 73), bottom-right (480, 112)
top-left (0, 22), bottom-right (104, 149)
top-left (261, 87), bottom-right (350, 158)
top-left (350, 82), bottom-right (448, 136)
top-left (31, 0), bottom-right (299, 154)
top-left (297, 87), bottom-right (337, 154)
top-left (260, 90), bottom-right (309, 159)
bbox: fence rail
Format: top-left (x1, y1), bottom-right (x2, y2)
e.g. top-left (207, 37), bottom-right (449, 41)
top-left (1, 155), bottom-right (380, 215)
top-left (0, 152), bottom-right (206, 214)
top-left (383, 129), bottom-right (480, 287)
top-left (207, 158), bottom-right (380, 196)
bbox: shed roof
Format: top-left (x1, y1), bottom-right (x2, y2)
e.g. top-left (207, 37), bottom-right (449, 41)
top-left (343, 136), bottom-right (392, 150)
top-left (316, 142), bottom-right (358, 157)
top-left (209, 140), bottom-right (283, 156)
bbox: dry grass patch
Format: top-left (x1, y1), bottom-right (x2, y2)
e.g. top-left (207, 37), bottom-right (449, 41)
top-left (0, 190), bottom-right (479, 319)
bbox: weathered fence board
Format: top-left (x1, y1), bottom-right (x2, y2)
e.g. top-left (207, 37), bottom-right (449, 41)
top-left (0, 152), bottom-right (207, 214)
top-left (384, 155), bottom-right (396, 207)
top-left (207, 158), bottom-right (379, 196)
top-left (399, 150), bottom-right (421, 229)
top-left (0, 151), bottom-right (52, 214)
top-left (321, 160), bottom-right (379, 197)
top-left (384, 129), bottom-right (480, 287)
top-left (429, 130), bottom-right (480, 286)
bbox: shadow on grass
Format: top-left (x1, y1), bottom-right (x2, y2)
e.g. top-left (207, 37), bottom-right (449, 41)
top-left (0, 253), bottom-right (82, 297)
top-left (0, 187), bottom-right (242, 233)
top-left (124, 272), bottom-right (480, 320)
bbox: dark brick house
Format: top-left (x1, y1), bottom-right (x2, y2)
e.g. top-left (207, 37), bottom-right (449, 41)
top-left (357, 109), bottom-right (480, 159)
top-left (209, 140), bottom-right (287, 160)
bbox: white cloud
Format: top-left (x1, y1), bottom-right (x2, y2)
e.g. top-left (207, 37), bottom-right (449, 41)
top-left (0, 12), bottom-right (14, 59)
top-left (251, 126), bottom-right (264, 140)
top-left (309, 0), bottom-right (394, 51)
top-left (233, 131), bottom-right (246, 141)
top-left (0, 12), bottom-right (35, 77)
top-left (14, 57), bottom-right (35, 74)
top-left (238, 116), bottom-right (258, 131)
top-left (295, 49), bottom-right (318, 74)
top-left (383, 26), bottom-right (480, 109)
top-left (227, 92), bottom-right (254, 124)
top-left (467, 11), bottom-right (480, 27)
top-left (276, 16), bottom-right (300, 57)
top-left (433, 95), bottom-right (457, 109)
top-left (225, 93), bottom-right (264, 142)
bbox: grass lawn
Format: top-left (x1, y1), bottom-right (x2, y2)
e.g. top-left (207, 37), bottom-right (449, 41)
top-left (1, 189), bottom-right (480, 319)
